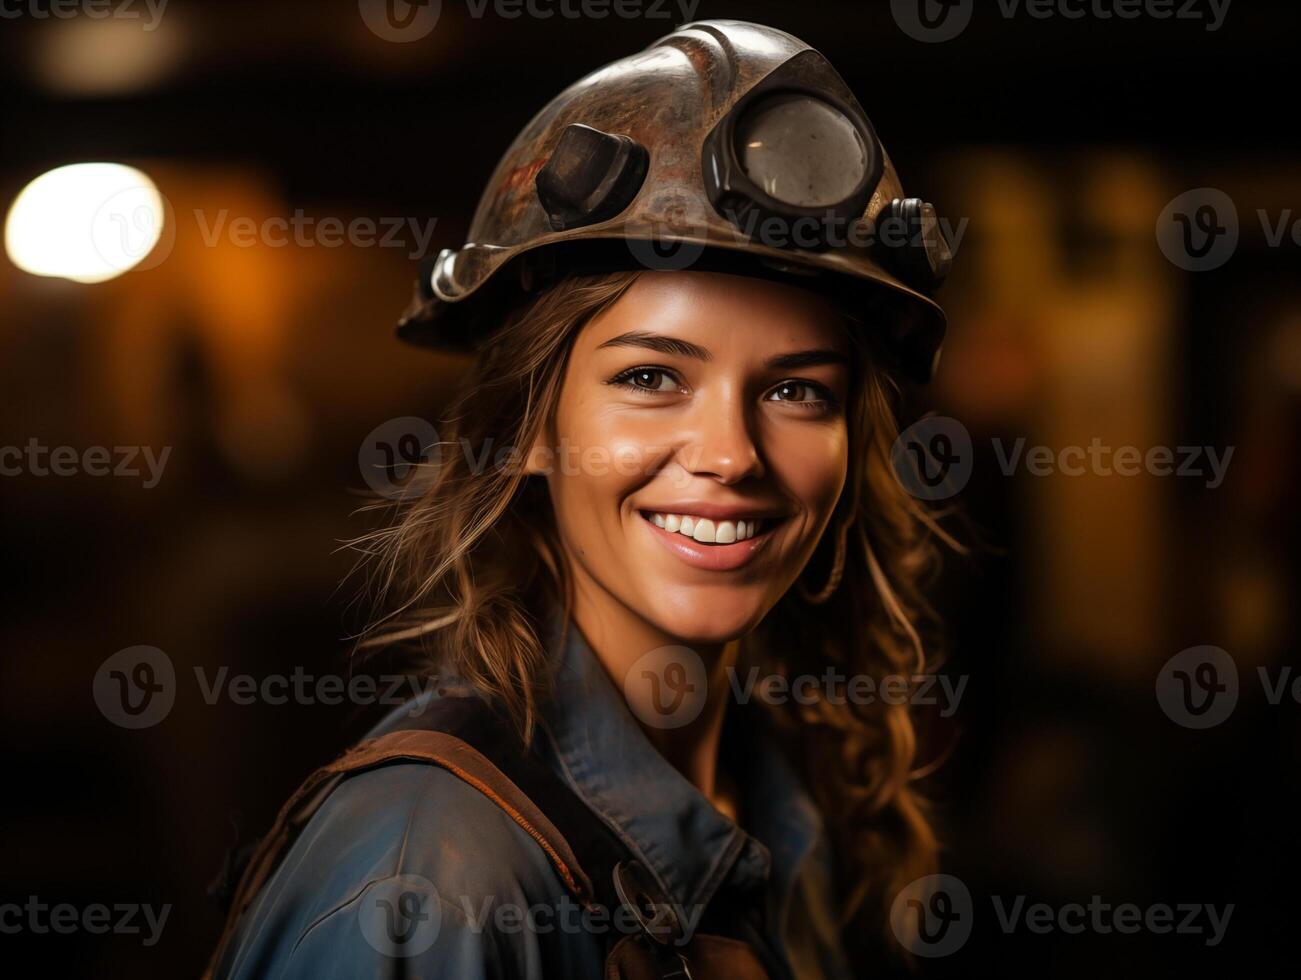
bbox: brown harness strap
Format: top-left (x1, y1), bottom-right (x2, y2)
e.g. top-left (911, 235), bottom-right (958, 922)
top-left (202, 728), bottom-right (595, 979)
top-left (203, 699), bottom-right (776, 980)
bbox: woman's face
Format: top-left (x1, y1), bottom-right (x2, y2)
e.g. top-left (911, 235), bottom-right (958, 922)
top-left (531, 270), bottom-right (851, 645)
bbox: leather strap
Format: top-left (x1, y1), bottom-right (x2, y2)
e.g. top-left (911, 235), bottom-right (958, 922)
top-left (409, 696), bottom-right (633, 912)
top-left (203, 696), bottom-right (613, 978)
top-left (203, 696), bottom-right (774, 980)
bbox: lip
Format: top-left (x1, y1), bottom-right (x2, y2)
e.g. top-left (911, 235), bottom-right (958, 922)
top-left (633, 500), bottom-right (788, 522)
top-left (635, 509), bottom-right (781, 572)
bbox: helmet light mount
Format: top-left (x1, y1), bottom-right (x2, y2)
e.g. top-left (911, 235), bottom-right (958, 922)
top-left (535, 123), bottom-right (650, 232)
top-left (875, 197), bottom-right (954, 291)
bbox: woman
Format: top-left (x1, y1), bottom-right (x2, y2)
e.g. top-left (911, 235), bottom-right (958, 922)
top-left (207, 20), bottom-right (954, 980)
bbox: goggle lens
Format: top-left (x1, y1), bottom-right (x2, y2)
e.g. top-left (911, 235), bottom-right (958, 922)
top-left (734, 93), bottom-right (867, 209)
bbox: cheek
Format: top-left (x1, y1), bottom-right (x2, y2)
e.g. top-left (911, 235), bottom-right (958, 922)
top-left (546, 395), bottom-right (668, 538)
top-left (767, 418), bottom-right (849, 520)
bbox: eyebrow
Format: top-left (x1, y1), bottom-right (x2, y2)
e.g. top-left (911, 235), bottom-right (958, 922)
top-left (597, 330), bottom-right (711, 360)
top-left (597, 330), bottom-right (847, 370)
top-left (767, 348), bottom-right (849, 370)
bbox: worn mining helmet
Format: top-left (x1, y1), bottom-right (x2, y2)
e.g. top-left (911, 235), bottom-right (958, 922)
top-left (398, 20), bottom-right (953, 382)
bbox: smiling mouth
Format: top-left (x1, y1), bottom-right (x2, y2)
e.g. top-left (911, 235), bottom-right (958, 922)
top-left (638, 510), bottom-right (778, 545)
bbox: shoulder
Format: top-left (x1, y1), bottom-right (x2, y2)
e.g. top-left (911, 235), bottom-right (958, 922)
top-left (218, 759), bottom-right (571, 979)
top-left (314, 758), bottom-right (565, 898)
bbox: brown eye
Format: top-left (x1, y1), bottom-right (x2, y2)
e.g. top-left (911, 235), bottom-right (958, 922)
top-left (610, 367), bottom-right (682, 393)
top-left (767, 381), bottom-right (825, 403)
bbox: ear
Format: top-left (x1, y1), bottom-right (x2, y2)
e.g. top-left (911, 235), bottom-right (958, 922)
top-left (521, 419), bottom-right (554, 477)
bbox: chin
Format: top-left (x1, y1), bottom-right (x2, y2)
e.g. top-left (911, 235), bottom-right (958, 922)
top-left (644, 583), bottom-right (775, 647)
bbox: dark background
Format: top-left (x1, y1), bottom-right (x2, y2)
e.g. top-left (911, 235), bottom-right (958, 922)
top-left (1, 0), bottom-right (1297, 975)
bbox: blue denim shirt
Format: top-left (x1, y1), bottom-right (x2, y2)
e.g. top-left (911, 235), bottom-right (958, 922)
top-left (215, 622), bottom-right (852, 979)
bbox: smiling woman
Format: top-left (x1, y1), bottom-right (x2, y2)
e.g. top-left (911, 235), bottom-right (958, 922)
top-left (528, 271), bottom-right (855, 644)
top-left (373, 266), bottom-right (946, 972)
top-left (205, 20), bottom-right (954, 980)
top-left (206, 267), bottom-right (949, 978)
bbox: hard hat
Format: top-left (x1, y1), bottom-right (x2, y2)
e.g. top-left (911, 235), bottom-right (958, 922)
top-left (397, 20), bottom-right (953, 382)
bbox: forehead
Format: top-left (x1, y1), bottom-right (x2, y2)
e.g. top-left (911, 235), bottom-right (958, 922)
top-left (578, 270), bottom-right (850, 355)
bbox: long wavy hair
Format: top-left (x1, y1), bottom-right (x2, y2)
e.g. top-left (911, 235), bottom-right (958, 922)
top-left (355, 269), bottom-right (951, 956)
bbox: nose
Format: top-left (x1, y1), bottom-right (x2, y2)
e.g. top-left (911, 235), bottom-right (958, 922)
top-left (676, 387), bottom-right (765, 485)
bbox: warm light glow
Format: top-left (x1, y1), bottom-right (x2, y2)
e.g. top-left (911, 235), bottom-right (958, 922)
top-left (32, 19), bottom-right (188, 97)
top-left (4, 163), bottom-right (165, 284)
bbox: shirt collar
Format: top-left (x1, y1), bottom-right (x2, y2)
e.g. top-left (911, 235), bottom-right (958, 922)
top-left (536, 617), bottom-right (788, 914)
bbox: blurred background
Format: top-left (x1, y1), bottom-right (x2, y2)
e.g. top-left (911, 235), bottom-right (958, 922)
top-left (1, 0), bottom-right (1297, 976)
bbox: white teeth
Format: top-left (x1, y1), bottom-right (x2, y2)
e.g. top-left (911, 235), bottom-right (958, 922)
top-left (644, 511), bottom-right (767, 544)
